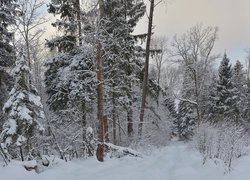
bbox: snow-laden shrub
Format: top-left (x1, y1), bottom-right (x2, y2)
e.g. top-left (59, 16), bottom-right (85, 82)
top-left (193, 122), bottom-right (247, 172)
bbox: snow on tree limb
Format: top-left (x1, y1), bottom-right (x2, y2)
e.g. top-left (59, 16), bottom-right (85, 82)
top-left (105, 142), bottom-right (142, 158)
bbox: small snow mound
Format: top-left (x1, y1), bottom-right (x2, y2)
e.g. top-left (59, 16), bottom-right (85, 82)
top-left (86, 127), bottom-right (93, 134)
top-left (22, 160), bottom-right (37, 168)
top-left (22, 160), bottom-right (38, 173)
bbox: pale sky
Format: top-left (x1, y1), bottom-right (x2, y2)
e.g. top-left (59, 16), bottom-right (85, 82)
top-left (135, 0), bottom-right (250, 65)
top-left (43, 0), bottom-right (250, 65)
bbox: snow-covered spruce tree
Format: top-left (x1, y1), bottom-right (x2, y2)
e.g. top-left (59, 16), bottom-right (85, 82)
top-left (164, 94), bottom-right (179, 137)
top-left (45, 0), bottom-right (96, 159)
top-left (175, 69), bottom-right (196, 140)
top-left (99, 0), bottom-right (145, 141)
top-left (123, 0), bottom-right (146, 139)
top-left (46, 0), bottom-right (96, 115)
top-left (46, 0), bottom-right (78, 111)
top-left (0, 0), bottom-right (18, 131)
top-left (177, 100), bottom-right (196, 140)
top-left (231, 60), bottom-right (246, 123)
top-left (232, 60), bottom-right (245, 91)
top-left (1, 49), bottom-right (44, 161)
top-left (209, 53), bottom-right (237, 123)
top-left (243, 79), bottom-right (250, 127)
top-left (207, 74), bottom-right (218, 118)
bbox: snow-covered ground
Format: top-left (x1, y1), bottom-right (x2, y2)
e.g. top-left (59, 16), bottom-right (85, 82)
top-left (1, 143), bottom-right (250, 180)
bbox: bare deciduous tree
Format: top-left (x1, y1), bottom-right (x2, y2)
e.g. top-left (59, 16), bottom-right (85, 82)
top-left (16, 0), bottom-right (48, 66)
top-left (172, 24), bottom-right (219, 124)
top-left (151, 36), bottom-right (169, 86)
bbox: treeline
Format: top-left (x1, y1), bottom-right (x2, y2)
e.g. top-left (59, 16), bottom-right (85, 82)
top-left (0, 0), bottom-right (250, 168)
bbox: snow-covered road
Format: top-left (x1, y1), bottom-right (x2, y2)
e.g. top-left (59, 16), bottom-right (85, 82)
top-left (1, 143), bottom-right (250, 180)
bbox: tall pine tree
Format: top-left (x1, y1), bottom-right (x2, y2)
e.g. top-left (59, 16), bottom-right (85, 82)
top-left (45, 0), bottom-right (96, 159)
top-left (99, 0), bottom-right (146, 141)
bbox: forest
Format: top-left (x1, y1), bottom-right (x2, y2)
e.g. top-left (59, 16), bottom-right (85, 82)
top-left (1, 0), bottom-right (250, 179)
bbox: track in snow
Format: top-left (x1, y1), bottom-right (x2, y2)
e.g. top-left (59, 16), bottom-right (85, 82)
top-left (1, 143), bottom-right (250, 180)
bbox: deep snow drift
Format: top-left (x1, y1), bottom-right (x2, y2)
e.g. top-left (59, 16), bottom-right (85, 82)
top-left (1, 143), bottom-right (250, 180)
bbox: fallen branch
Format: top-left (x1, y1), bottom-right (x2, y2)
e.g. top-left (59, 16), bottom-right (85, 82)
top-left (105, 142), bottom-right (142, 158)
top-left (173, 94), bottom-right (197, 105)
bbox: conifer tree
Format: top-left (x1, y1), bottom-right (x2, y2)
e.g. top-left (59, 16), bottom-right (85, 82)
top-left (207, 74), bottom-right (218, 118)
top-left (100, 0), bottom-right (146, 140)
top-left (232, 60), bottom-right (245, 90)
top-left (175, 69), bottom-right (196, 139)
top-left (45, 0), bottom-right (78, 110)
top-left (46, 0), bottom-right (96, 116)
top-left (0, 0), bottom-right (18, 129)
top-left (1, 49), bottom-right (44, 161)
top-left (232, 60), bottom-right (246, 122)
top-left (45, 0), bottom-right (97, 160)
top-left (165, 94), bottom-right (179, 137)
top-left (243, 79), bottom-right (250, 124)
top-left (209, 53), bottom-right (236, 123)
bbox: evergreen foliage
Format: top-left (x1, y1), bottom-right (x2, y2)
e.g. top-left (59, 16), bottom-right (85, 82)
top-left (0, 0), bottom-right (18, 129)
top-left (0, 0), bottom-right (250, 171)
top-left (243, 79), bottom-right (250, 124)
top-left (95, 0), bottom-right (146, 139)
top-left (231, 60), bottom-right (246, 122)
top-left (1, 49), bottom-right (44, 160)
top-left (174, 69), bottom-right (196, 139)
top-left (208, 53), bottom-right (238, 123)
top-left (45, 0), bottom-right (95, 111)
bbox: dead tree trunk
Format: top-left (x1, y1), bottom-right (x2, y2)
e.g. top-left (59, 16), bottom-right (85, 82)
top-left (138, 0), bottom-right (155, 137)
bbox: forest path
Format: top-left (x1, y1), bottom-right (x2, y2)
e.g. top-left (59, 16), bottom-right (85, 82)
top-left (1, 143), bottom-right (250, 180)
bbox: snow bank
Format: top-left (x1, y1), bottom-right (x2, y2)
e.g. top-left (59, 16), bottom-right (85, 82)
top-left (0, 143), bottom-right (250, 180)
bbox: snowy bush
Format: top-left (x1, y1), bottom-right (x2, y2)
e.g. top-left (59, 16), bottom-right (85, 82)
top-left (193, 122), bottom-right (247, 172)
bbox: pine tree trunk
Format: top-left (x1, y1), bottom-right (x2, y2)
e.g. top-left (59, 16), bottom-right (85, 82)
top-left (127, 81), bottom-right (134, 137)
top-left (96, 41), bottom-right (105, 161)
top-left (19, 146), bottom-right (24, 161)
top-left (96, 0), bottom-right (106, 163)
top-left (81, 101), bottom-right (87, 156)
top-left (118, 118), bottom-right (122, 144)
top-left (138, 0), bottom-right (155, 137)
top-left (127, 102), bottom-right (133, 137)
top-left (104, 115), bottom-right (109, 142)
top-left (75, 0), bottom-right (82, 46)
top-left (96, 42), bottom-right (105, 162)
top-left (112, 94), bottom-right (117, 144)
top-left (81, 102), bottom-right (86, 127)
